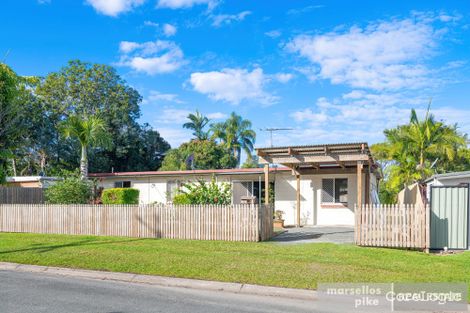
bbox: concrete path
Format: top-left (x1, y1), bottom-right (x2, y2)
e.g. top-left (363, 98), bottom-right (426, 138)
top-left (272, 226), bottom-right (354, 244)
top-left (0, 270), bottom-right (323, 313)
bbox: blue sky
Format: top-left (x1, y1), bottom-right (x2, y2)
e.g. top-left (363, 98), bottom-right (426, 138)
top-left (2, 0), bottom-right (470, 151)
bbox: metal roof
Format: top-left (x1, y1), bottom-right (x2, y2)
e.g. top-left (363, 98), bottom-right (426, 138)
top-left (425, 171), bottom-right (470, 183)
top-left (256, 142), bottom-right (371, 156)
top-left (89, 167), bottom-right (290, 178)
top-left (256, 142), bottom-right (369, 151)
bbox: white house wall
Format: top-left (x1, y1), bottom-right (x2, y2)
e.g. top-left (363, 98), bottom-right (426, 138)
top-left (97, 170), bottom-right (378, 226)
top-left (274, 171), bottom-right (376, 226)
top-left (97, 173), bottom-right (268, 204)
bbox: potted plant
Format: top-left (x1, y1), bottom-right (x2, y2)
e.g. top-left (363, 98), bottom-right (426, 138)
top-left (273, 210), bottom-right (285, 228)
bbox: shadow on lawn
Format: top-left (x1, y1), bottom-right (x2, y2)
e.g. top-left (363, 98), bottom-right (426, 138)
top-left (0, 237), bottom-right (149, 255)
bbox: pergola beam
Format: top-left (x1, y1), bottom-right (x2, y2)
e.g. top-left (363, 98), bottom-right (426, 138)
top-left (258, 154), bottom-right (369, 165)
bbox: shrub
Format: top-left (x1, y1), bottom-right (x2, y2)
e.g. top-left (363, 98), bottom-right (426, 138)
top-left (101, 188), bottom-right (139, 204)
top-left (45, 177), bottom-right (92, 204)
top-left (175, 177), bottom-right (231, 205)
top-left (172, 193), bottom-right (192, 205)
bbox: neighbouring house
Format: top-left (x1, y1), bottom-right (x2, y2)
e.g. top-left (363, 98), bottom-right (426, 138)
top-left (5, 176), bottom-right (61, 188)
top-left (90, 143), bottom-right (380, 227)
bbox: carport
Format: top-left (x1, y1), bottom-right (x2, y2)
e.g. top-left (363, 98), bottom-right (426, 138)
top-left (256, 143), bottom-right (378, 227)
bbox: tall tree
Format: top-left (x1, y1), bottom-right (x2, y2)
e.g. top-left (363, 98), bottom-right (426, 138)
top-left (0, 63), bottom-right (28, 182)
top-left (60, 115), bottom-right (111, 179)
top-left (35, 60), bottom-right (170, 174)
top-left (210, 112), bottom-right (256, 167)
top-left (372, 106), bottom-right (469, 203)
top-left (183, 110), bottom-right (210, 140)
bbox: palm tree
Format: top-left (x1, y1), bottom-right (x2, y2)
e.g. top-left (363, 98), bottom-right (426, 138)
top-left (405, 106), bottom-right (465, 176)
top-left (183, 110), bottom-right (210, 140)
top-left (61, 115), bottom-right (111, 179)
top-left (371, 105), bottom-right (466, 201)
top-left (210, 112), bottom-right (256, 167)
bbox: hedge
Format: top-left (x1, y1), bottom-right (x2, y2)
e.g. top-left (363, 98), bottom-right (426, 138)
top-left (45, 177), bottom-right (92, 204)
top-left (101, 188), bottom-right (139, 204)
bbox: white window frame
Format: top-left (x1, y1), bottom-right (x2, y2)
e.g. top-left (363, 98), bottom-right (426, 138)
top-left (321, 178), bottom-right (348, 204)
top-left (114, 181), bottom-right (131, 188)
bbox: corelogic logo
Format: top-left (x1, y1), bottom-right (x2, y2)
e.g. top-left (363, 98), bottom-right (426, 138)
top-left (318, 283), bottom-right (467, 312)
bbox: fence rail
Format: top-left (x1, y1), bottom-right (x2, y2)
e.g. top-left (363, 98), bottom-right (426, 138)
top-left (355, 204), bottom-right (429, 249)
top-left (0, 204), bottom-right (273, 242)
top-left (0, 187), bottom-right (45, 204)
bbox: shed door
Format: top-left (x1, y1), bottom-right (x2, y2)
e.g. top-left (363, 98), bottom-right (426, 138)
top-left (430, 186), bottom-right (469, 250)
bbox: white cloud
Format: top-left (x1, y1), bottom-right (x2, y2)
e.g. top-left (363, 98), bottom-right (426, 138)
top-left (287, 89), bottom-right (470, 145)
top-left (119, 41), bottom-right (141, 53)
top-left (144, 20), bottom-right (159, 27)
top-left (265, 30), bottom-right (281, 38)
top-left (287, 5), bottom-right (325, 15)
top-left (275, 73), bottom-right (294, 83)
top-left (117, 40), bottom-right (185, 75)
top-left (163, 23), bottom-right (177, 36)
top-left (158, 127), bottom-right (191, 147)
top-left (207, 112), bottom-right (227, 119)
top-left (157, 0), bottom-right (217, 10)
top-left (157, 108), bottom-right (228, 124)
top-left (157, 108), bottom-right (192, 124)
top-left (37, 0), bottom-right (51, 4)
top-left (86, 0), bottom-right (145, 16)
top-left (211, 11), bottom-right (252, 27)
top-left (189, 68), bottom-right (278, 105)
top-left (291, 108), bottom-right (328, 124)
top-left (144, 90), bottom-right (185, 104)
top-left (287, 14), bottom-right (447, 91)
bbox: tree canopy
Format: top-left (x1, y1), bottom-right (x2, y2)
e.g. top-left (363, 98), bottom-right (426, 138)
top-left (371, 106), bottom-right (470, 203)
top-left (210, 112), bottom-right (256, 167)
top-left (0, 63), bottom-right (30, 182)
top-left (160, 140), bottom-right (237, 171)
top-left (4, 60), bottom-right (170, 177)
top-left (60, 115), bottom-right (111, 179)
top-left (183, 110), bottom-right (210, 140)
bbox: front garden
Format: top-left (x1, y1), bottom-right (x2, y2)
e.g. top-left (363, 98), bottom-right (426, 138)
top-left (0, 233), bottom-right (469, 300)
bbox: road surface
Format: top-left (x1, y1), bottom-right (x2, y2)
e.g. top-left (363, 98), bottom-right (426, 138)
top-left (0, 270), bottom-right (323, 313)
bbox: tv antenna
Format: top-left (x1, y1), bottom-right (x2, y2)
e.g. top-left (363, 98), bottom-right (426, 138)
top-left (260, 128), bottom-right (293, 147)
top-left (2, 49), bottom-right (10, 62)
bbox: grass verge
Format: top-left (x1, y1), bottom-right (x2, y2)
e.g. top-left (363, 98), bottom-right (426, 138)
top-left (0, 233), bottom-right (469, 299)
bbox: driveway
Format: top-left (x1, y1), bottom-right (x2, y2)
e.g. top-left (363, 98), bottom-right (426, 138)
top-left (272, 226), bottom-right (354, 244)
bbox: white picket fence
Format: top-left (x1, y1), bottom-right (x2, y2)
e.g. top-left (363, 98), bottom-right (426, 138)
top-left (0, 204), bottom-right (274, 242)
top-left (355, 204), bottom-right (429, 249)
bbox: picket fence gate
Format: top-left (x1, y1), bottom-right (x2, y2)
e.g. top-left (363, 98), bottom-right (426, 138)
top-left (355, 204), bottom-right (429, 250)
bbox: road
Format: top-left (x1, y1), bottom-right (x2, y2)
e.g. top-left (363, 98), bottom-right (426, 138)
top-left (0, 270), bottom-right (322, 313)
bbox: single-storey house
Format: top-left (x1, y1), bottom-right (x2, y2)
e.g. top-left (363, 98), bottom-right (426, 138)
top-left (5, 176), bottom-right (61, 188)
top-left (90, 142), bottom-right (380, 227)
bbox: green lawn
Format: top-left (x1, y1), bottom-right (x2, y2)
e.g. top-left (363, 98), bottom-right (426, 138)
top-left (0, 233), bottom-right (469, 297)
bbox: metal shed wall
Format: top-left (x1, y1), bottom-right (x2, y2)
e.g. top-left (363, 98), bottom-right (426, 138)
top-left (430, 186), bottom-right (469, 250)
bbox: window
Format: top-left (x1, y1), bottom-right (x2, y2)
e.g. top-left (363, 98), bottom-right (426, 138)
top-left (166, 180), bottom-right (180, 202)
top-left (114, 181), bottom-right (131, 188)
top-left (232, 181), bottom-right (275, 204)
top-left (322, 178), bottom-right (348, 204)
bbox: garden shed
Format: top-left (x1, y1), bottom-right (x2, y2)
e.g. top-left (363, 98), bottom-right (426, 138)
top-left (426, 171), bottom-right (470, 250)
